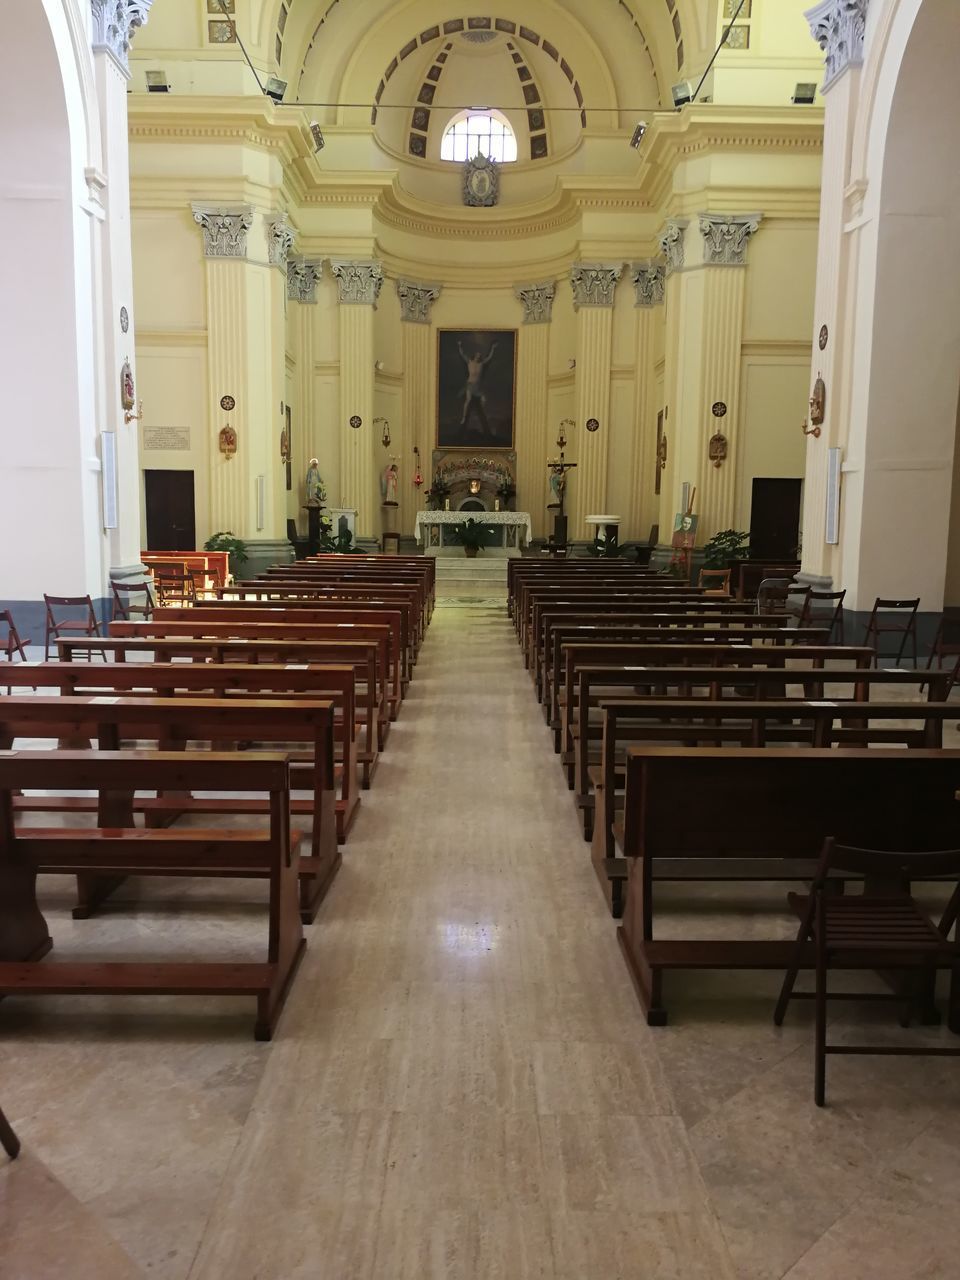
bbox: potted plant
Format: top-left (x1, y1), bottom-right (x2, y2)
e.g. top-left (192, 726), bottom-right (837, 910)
top-left (451, 517), bottom-right (491, 558)
top-left (203, 531), bottom-right (248, 578)
top-left (702, 529), bottom-right (750, 569)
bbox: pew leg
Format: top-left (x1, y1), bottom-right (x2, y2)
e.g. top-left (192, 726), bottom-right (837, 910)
top-left (73, 874), bottom-right (127, 920)
top-left (617, 927), bottom-right (668, 1026)
top-left (0, 866), bottom-right (52, 962)
top-left (0, 1106), bottom-right (20, 1160)
top-left (254, 933), bottom-right (306, 1041)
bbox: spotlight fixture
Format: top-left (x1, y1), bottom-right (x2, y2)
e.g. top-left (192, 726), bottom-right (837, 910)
top-left (629, 121), bottom-right (647, 150)
top-left (310, 121), bottom-right (325, 152)
top-left (792, 82), bottom-right (817, 105)
top-left (567, 358), bottom-right (576, 370)
top-left (145, 70), bottom-right (168, 93)
top-left (671, 81), bottom-right (691, 108)
top-left (265, 76), bottom-right (287, 103)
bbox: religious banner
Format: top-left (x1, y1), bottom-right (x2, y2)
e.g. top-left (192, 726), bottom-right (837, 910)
top-left (436, 328), bottom-right (517, 450)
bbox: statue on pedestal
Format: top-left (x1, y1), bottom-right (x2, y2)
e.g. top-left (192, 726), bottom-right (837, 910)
top-left (380, 459), bottom-right (399, 505)
top-left (305, 458), bottom-right (323, 506)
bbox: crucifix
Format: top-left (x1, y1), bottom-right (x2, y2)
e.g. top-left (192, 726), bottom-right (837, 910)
top-left (547, 418), bottom-right (577, 548)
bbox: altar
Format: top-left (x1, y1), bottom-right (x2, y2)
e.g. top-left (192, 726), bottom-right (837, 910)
top-left (414, 510), bottom-right (532, 557)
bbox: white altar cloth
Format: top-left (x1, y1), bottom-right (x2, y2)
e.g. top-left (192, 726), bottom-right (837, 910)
top-left (414, 510), bottom-right (532, 548)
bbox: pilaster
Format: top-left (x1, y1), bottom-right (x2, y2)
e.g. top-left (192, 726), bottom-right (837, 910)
top-left (514, 281), bottom-right (556, 324)
top-left (90, 2), bottom-right (153, 579)
top-left (515, 323), bottom-right (551, 536)
top-left (401, 322), bottom-right (433, 524)
top-left (194, 203), bottom-right (284, 545)
top-left (334, 262), bottom-right (381, 537)
top-left (629, 265), bottom-right (663, 540)
top-left (396, 279), bottom-right (442, 324)
top-left (799, 2), bottom-right (868, 589)
top-left (570, 264), bottom-right (621, 531)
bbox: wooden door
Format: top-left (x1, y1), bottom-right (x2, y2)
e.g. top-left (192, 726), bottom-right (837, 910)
top-left (144, 470), bottom-right (196, 551)
top-left (749, 477), bottom-right (802, 560)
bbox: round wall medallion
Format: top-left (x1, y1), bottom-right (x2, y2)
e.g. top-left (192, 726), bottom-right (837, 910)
top-left (220, 394), bottom-right (236, 411)
top-left (818, 324), bottom-right (828, 351)
top-left (349, 414), bottom-right (362, 429)
top-left (119, 306), bottom-right (129, 334)
top-left (711, 401), bottom-right (727, 418)
top-left (585, 417), bottom-right (600, 432)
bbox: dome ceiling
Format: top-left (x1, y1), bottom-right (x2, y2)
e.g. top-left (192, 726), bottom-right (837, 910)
top-left (270, 0), bottom-right (704, 131)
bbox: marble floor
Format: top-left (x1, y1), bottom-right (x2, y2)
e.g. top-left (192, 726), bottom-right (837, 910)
top-left (3, 606), bottom-right (960, 1279)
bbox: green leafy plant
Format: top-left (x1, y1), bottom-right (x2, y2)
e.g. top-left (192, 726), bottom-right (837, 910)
top-left (702, 529), bottom-right (750, 569)
top-left (204, 531), bottom-right (248, 575)
top-left (450, 518), bottom-right (492, 555)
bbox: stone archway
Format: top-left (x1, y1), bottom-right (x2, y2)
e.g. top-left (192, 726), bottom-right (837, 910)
top-left (0, 2), bottom-right (97, 614)
top-left (800, 0), bottom-right (960, 615)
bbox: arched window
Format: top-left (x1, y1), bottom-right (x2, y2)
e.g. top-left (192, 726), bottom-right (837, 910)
top-left (440, 110), bottom-right (518, 163)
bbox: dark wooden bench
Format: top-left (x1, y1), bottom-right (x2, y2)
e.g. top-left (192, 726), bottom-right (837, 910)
top-left (0, 750), bottom-right (305, 1040)
top-left (5, 659), bottom-right (361, 841)
top-left (58, 634), bottom-right (384, 789)
top-left (573, 661), bottom-right (949, 822)
top-left (592, 696), bottom-right (960, 916)
top-left (615, 747), bottom-right (960, 1024)
top-left (0, 694), bottom-right (338, 924)
top-left (519, 589), bottom-right (709, 655)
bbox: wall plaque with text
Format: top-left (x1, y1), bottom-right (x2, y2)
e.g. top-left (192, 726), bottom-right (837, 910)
top-left (143, 426), bottom-right (190, 451)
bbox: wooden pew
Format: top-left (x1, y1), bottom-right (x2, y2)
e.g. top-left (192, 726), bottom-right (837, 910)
top-left (0, 750), bottom-right (305, 1040)
top-left (5, 660), bottom-right (361, 841)
top-left (615, 747), bottom-right (960, 1025)
top-left (519, 587), bottom-right (708, 652)
top-left (193, 597), bottom-right (415, 689)
top-left (534, 606), bottom-right (796, 697)
top-left (254, 574), bottom-right (427, 644)
top-left (574, 662), bottom-right (949, 833)
top-left (59, 634), bottom-right (384, 789)
top-left (592, 695), bottom-right (960, 916)
top-left (0, 695), bottom-right (338, 924)
top-left (230, 581), bottom-right (425, 657)
top-left (112, 614), bottom-right (401, 726)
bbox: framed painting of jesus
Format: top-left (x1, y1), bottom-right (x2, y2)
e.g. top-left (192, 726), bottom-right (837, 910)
top-left (437, 328), bottom-right (517, 449)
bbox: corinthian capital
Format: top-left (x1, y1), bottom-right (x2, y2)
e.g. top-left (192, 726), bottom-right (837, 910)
top-left (514, 282), bottom-right (556, 324)
top-left (191, 204), bottom-right (254, 259)
top-left (631, 263), bottom-right (665, 307)
top-left (331, 260), bottom-right (384, 306)
top-left (91, 0), bottom-right (153, 74)
top-left (287, 257), bottom-right (323, 304)
top-left (570, 264), bottom-right (622, 310)
top-left (658, 220), bottom-right (688, 274)
top-left (397, 279), bottom-right (442, 323)
top-left (698, 213), bottom-right (763, 266)
top-left (267, 216), bottom-right (295, 268)
top-left (806, 0), bottom-right (869, 91)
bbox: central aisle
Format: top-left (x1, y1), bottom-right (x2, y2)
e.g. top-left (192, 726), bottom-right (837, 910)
top-left (187, 604), bottom-right (736, 1279)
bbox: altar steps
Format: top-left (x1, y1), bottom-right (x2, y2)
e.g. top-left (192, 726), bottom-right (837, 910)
top-left (434, 556), bottom-right (508, 601)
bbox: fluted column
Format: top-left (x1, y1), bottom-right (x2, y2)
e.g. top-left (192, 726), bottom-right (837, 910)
top-left (629, 264), bottom-right (664, 540)
top-left (514, 283), bottom-right (554, 534)
top-left (398, 280), bottom-right (441, 531)
top-left (332, 260), bottom-right (382, 537)
top-left (570, 265), bottom-right (621, 533)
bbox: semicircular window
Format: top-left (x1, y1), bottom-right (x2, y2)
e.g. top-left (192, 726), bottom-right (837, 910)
top-left (440, 110), bottom-right (518, 163)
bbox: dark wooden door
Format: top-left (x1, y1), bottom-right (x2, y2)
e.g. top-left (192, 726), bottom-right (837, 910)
top-left (749, 477), bottom-right (802, 560)
top-left (144, 470), bottom-right (196, 551)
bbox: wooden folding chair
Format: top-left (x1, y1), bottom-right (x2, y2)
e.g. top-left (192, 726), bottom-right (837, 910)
top-left (154, 568), bottom-right (196, 608)
top-left (927, 606), bottom-right (960, 670)
top-left (799, 588), bottom-right (846, 645)
top-left (774, 838), bottom-right (960, 1106)
top-left (0, 1105), bottom-right (20, 1159)
top-left (43, 594), bottom-right (103, 660)
top-left (110, 578), bottom-right (154, 622)
top-left (863, 596), bottom-right (920, 667)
